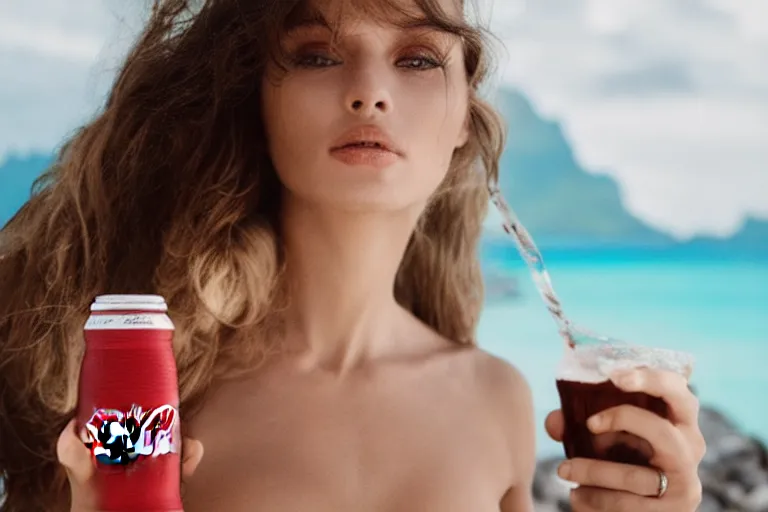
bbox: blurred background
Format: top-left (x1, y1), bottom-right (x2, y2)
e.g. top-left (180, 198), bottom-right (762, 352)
top-left (1, 1), bottom-right (766, 510)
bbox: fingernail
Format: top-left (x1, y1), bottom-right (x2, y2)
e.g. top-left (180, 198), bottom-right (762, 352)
top-left (588, 414), bottom-right (602, 431)
top-left (557, 461), bottom-right (572, 479)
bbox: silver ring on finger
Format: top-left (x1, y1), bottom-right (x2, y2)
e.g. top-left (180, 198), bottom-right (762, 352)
top-left (656, 470), bottom-right (669, 498)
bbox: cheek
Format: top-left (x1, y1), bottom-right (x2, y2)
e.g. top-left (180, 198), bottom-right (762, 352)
top-left (261, 84), bottom-right (284, 156)
top-left (262, 81), bottom-right (331, 167)
top-left (264, 84), bottom-right (305, 147)
top-left (402, 80), bottom-right (468, 162)
top-left (404, 73), bottom-right (466, 128)
top-left (261, 91), bottom-right (303, 189)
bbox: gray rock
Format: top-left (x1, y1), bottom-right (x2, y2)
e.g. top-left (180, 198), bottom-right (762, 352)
top-left (533, 457), bottom-right (572, 510)
top-left (533, 500), bottom-right (561, 512)
top-left (742, 484), bottom-right (768, 511)
top-left (699, 492), bottom-right (727, 512)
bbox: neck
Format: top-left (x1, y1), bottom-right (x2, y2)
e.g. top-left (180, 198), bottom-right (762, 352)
top-left (279, 197), bottom-right (422, 374)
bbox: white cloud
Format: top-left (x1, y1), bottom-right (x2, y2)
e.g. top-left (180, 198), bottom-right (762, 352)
top-left (0, 0), bottom-right (145, 164)
top-left (1, 0), bottom-right (766, 238)
top-left (491, 0), bottom-right (768, 238)
top-left (709, 0), bottom-right (768, 41)
top-left (0, 21), bottom-right (102, 63)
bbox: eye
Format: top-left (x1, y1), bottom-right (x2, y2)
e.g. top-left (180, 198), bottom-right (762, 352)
top-left (396, 55), bottom-right (443, 71)
top-left (293, 53), bottom-right (339, 68)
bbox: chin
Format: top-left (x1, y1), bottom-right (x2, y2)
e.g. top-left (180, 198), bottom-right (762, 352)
top-left (318, 189), bottom-right (427, 214)
top-left (279, 161), bottom-right (445, 215)
top-left (288, 183), bottom-right (429, 215)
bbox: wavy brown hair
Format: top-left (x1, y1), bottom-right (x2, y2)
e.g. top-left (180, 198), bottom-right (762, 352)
top-left (0, 0), bottom-right (505, 509)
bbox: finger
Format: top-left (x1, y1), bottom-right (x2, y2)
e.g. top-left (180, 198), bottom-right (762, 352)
top-left (609, 368), bottom-right (699, 426)
top-left (558, 457), bottom-right (664, 497)
top-left (570, 487), bottom-right (661, 512)
top-left (587, 405), bottom-right (685, 465)
top-left (181, 437), bottom-right (204, 479)
top-left (56, 419), bottom-right (95, 484)
top-left (592, 431), bottom-right (653, 461)
top-left (545, 409), bottom-right (564, 442)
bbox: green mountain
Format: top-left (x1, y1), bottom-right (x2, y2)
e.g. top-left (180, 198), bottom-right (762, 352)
top-left (682, 217), bottom-right (768, 257)
top-left (493, 89), bottom-right (674, 247)
top-left (729, 217), bottom-right (768, 247)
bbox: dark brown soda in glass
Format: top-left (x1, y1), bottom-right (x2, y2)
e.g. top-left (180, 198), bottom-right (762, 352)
top-left (556, 379), bottom-right (669, 466)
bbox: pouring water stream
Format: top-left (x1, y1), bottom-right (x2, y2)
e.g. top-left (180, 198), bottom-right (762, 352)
top-left (488, 185), bottom-right (618, 350)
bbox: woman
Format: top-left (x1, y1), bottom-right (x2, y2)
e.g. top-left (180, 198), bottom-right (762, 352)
top-left (0, 0), bottom-right (705, 510)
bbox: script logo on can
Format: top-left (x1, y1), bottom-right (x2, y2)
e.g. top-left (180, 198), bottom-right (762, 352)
top-left (80, 404), bottom-right (178, 465)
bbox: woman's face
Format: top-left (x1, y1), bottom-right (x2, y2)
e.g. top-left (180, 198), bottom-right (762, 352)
top-left (262, 0), bottom-right (470, 214)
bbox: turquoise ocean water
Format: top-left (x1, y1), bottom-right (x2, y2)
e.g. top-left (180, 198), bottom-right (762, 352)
top-left (478, 247), bottom-right (768, 458)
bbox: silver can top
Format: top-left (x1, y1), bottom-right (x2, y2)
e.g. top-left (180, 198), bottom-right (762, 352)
top-left (90, 294), bottom-right (168, 312)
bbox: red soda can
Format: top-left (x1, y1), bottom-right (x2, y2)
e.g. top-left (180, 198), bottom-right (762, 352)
top-left (77, 295), bottom-right (182, 511)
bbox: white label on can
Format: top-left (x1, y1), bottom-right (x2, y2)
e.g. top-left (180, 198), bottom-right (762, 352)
top-left (85, 314), bottom-right (175, 330)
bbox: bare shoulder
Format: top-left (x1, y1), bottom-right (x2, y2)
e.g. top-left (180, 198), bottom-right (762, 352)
top-left (463, 347), bottom-right (538, 506)
top-left (414, 322), bottom-right (533, 413)
top-left (406, 316), bottom-right (536, 464)
top-left (394, 319), bottom-right (538, 507)
top-left (428, 341), bottom-right (535, 442)
top-left (468, 349), bottom-right (531, 399)
top-left (466, 349), bottom-right (536, 442)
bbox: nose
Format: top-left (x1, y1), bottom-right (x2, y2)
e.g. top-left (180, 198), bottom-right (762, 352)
top-left (349, 98), bottom-right (388, 115)
top-left (344, 67), bottom-right (393, 117)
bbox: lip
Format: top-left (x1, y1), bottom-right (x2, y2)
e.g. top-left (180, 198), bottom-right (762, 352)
top-left (329, 145), bottom-right (400, 168)
top-left (330, 125), bottom-right (404, 156)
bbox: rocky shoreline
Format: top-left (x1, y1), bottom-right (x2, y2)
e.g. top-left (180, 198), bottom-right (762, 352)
top-left (533, 405), bottom-right (768, 511)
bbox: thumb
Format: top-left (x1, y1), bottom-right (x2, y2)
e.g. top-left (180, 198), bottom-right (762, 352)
top-left (544, 409), bottom-right (565, 442)
top-left (181, 437), bottom-right (204, 479)
top-left (56, 419), bottom-right (95, 484)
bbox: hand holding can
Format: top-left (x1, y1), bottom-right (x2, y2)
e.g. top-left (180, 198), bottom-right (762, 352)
top-left (57, 419), bottom-right (204, 512)
top-left (68, 295), bottom-right (202, 511)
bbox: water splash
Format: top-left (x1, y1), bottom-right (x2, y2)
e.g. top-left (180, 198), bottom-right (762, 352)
top-left (488, 185), bottom-right (619, 349)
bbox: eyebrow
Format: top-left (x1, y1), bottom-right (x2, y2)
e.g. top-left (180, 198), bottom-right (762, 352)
top-left (284, 8), bottom-right (460, 37)
top-left (284, 8), bottom-right (331, 33)
top-left (284, 6), bottom-right (333, 34)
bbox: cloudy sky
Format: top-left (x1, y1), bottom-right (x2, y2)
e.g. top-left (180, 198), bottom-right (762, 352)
top-left (1, 0), bottom-right (766, 239)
